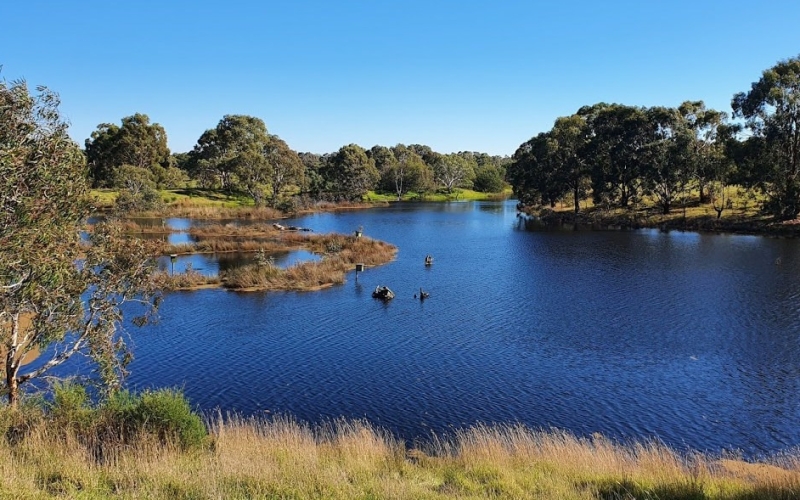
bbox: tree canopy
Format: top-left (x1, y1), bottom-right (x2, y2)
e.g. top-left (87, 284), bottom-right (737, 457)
top-left (319, 144), bottom-right (379, 201)
top-left (733, 55), bottom-right (800, 219)
top-left (1, 79), bottom-right (161, 405)
top-left (85, 113), bottom-right (171, 188)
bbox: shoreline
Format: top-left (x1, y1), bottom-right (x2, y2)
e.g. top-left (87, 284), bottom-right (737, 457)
top-left (522, 206), bottom-right (800, 238)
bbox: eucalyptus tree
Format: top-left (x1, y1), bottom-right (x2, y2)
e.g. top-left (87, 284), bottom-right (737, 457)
top-left (550, 114), bottom-right (591, 213)
top-left (388, 144), bottom-right (431, 200)
top-left (433, 153), bottom-right (475, 194)
top-left (369, 145), bottom-right (398, 193)
top-left (321, 144), bottom-right (379, 201)
top-left (732, 55), bottom-right (800, 219)
top-left (298, 151), bottom-right (324, 197)
top-left (111, 165), bottom-right (163, 213)
top-left (85, 113), bottom-right (171, 187)
top-left (641, 106), bottom-right (693, 215)
top-left (678, 101), bottom-right (728, 203)
top-left (191, 115), bottom-right (270, 193)
top-left (583, 104), bottom-right (651, 208)
top-left (509, 132), bottom-right (565, 208)
top-left (1, 79), bottom-right (160, 406)
top-left (473, 163), bottom-right (506, 193)
top-left (407, 144), bottom-right (440, 168)
top-left (264, 134), bottom-right (304, 206)
top-left (471, 153), bottom-right (509, 193)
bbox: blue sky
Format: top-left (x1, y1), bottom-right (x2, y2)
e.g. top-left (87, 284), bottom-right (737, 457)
top-left (3, 1), bottom-right (799, 156)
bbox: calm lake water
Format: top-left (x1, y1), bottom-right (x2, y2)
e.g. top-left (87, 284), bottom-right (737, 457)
top-left (111, 201), bottom-right (800, 455)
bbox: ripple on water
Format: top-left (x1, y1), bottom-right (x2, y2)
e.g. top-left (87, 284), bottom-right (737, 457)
top-left (108, 202), bottom-right (800, 456)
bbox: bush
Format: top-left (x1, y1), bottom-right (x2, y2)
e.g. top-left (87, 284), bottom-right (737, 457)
top-left (97, 388), bottom-right (207, 450)
top-left (48, 382), bottom-right (94, 436)
top-left (1, 386), bottom-right (207, 451)
top-left (133, 389), bottom-right (207, 449)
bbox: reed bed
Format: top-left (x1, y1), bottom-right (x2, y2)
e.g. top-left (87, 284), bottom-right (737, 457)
top-left (135, 203), bottom-right (285, 220)
top-left (186, 223), bottom-right (282, 238)
top-left (114, 220), bottom-right (173, 234)
top-left (222, 235), bottom-right (397, 290)
top-left (164, 238), bottom-right (294, 256)
top-left (152, 270), bottom-right (221, 291)
top-left (2, 413), bottom-right (800, 499)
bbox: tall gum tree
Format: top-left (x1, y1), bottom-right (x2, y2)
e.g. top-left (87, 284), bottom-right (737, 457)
top-left (583, 104), bottom-right (650, 208)
top-left (264, 134), bottom-right (304, 206)
top-left (1, 79), bottom-right (161, 406)
top-left (733, 55), bottom-right (800, 219)
top-left (190, 115), bottom-right (270, 194)
top-left (550, 114), bottom-right (591, 213)
top-left (322, 144), bottom-right (379, 201)
top-left (85, 113), bottom-right (170, 187)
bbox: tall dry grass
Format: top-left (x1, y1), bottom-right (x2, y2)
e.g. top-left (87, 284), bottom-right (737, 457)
top-left (3, 413), bottom-right (800, 499)
top-left (135, 203), bottom-right (285, 220)
top-left (152, 270), bottom-right (221, 291)
top-left (222, 236), bottom-right (397, 290)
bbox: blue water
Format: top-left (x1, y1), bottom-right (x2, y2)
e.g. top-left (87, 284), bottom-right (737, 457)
top-left (48, 201), bottom-right (800, 456)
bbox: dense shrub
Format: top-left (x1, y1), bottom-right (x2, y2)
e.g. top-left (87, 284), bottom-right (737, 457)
top-left (1, 384), bottom-right (207, 451)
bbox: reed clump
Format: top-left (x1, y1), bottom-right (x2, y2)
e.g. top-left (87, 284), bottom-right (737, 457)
top-left (186, 223), bottom-right (282, 238)
top-left (165, 238), bottom-right (291, 255)
top-left (152, 270), bottom-right (221, 291)
top-left (3, 408), bottom-right (800, 499)
top-left (221, 236), bottom-right (397, 291)
top-left (135, 203), bottom-right (285, 220)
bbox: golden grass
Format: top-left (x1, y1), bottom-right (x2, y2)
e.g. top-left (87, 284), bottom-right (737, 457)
top-left (524, 186), bottom-right (800, 236)
top-left (222, 235), bottom-right (397, 291)
top-left (164, 238), bottom-right (292, 256)
top-left (186, 223), bottom-right (282, 238)
top-left (2, 415), bottom-right (800, 499)
top-left (152, 270), bottom-right (221, 291)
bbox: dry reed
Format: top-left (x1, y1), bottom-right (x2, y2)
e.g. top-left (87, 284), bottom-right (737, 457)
top-left (3, 414), bottom-right (800, 499)
top-left (221, 236), bottom-right (397, 291)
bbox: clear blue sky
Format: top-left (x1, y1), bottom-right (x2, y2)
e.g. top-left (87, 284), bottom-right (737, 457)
top-left (3, 1), bottom-right (799, 156)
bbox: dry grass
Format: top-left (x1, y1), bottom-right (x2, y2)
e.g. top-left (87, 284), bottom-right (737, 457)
top-left (222, 235), bottom-right (397, 291)
top-left (2, 415), bottom-right (800, 499)
top-left (524, 187), bottom-right (800, 236)
top-left (152, 270), bottom-right (221, 291)
top-left (186, 223), bottom-right (282, 238)
top-left (164, 238), bottom-right (293, 256)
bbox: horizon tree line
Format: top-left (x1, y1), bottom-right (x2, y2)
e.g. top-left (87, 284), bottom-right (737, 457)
top-left (508, 55), bottom-right (800, 220)
top-left (84, 114), bottom-right (511, 211)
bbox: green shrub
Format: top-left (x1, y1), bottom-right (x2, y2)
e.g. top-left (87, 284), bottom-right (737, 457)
top-left (48, 382), bottom-right (94, 435)
top-left (134, 389), bottom-right (207, 449)
top-left (97, 389), bottom-right (207, 449)
top-left (2, 385), bottom-right (207, 452)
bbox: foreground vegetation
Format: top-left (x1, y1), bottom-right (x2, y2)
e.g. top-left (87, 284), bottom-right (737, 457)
top-left (3, 395), bottom-right (800, 500)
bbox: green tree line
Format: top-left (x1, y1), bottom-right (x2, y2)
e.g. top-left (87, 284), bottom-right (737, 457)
top-left (508, 55), bottom-right (800, 220)
top-left (85, 114), bottom-right (511, 210)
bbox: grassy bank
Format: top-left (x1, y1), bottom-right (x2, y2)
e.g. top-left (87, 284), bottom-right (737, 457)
top-left (366, 188), bottom-right (512, 202)
top-left (2, 411), bottom-right (799, 499)
top-left (93, 187), bottom-right (509, 219)
top-left (522, 189), bottom-right (800, 237)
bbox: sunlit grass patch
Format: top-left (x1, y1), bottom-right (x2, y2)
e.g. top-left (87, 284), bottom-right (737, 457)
top-left (221, 234), bottom-right (397, 291)
top-left (2, 407), bottom-right (800, 499)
